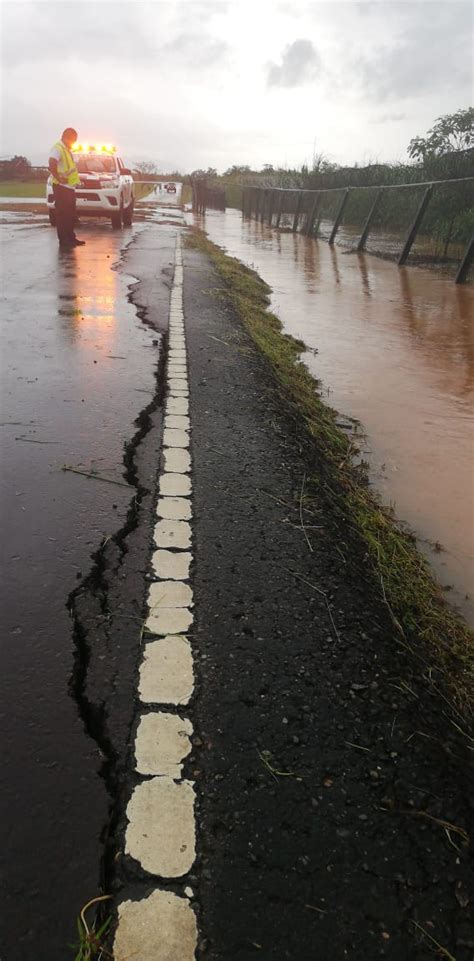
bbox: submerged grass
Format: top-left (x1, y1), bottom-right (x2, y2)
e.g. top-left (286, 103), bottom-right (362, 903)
top-left (185, 227), bottom-right (474, 720)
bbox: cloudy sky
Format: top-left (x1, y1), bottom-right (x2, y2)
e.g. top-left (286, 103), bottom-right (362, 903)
top-left (1, 0), bottom-right (472, 172)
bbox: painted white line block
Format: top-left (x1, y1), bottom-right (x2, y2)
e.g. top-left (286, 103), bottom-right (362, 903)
top-left (169, 355), bottom-right (187, 366)
top-left (114, 890), bottom-right (197, 961)
top-left (168, 363), bottom-right (187, 372)
top-left (167, 371), bottom-right (188, 382)
top-left (148, 580), bottom-right (193, 610)
top-left (163, 427), bottom-right (189, 448)
top-left (139, 635), bottom-right (194, 704)
top-left (166, 397), bottom-right (189, 416)
top-left (170, 338), bottom-right (186, 349)
top-left (125, 778), bottom-right (195, 876)
top-left (165, 414), bottom-right (190, 431)
top-left (157, 496), bottom-right (191, 521)
top-left (169, 388), bottom-right (189, 398)
top-left (159, 472), bottom-right (191, 496)
top-left (154, 518), bottom-right (191, 549)
top-left (146, 606), bottom-right (193, 636)
top-left (163, 448), bottom-right (191, 474)
top-left (135, 712), bottom-right (193, 776)
top-left (152, 549), bottom-right (192, 580)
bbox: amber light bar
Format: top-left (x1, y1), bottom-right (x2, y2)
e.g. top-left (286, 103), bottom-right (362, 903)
top-left (72, 143), bottom-right (117, 153)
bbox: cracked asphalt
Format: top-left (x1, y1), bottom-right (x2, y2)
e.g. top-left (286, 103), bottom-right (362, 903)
top-left (1, 209), bottom-right (472, 960)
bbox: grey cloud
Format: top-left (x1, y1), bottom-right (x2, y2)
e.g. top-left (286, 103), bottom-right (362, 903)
top-left (372, 112), bottom-right (407, 125)
top-left (355, 3), bottom-right (472, 101)
top-left (163, 32), bottom-right (230, 69)
top-left (1, 2), bottom-right (160, 66)
top-left (267, 39), bottom-right (320, 88)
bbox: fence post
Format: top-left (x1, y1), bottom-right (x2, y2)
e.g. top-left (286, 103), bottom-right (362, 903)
top-left (292, 191), bottom-right (303, 232)
top-left (305, 192), bottom-right (321, 235)
top-left (455, 234), bottom-right (474, 284)
top-left (329, 189), bottom-right (350, 245)
top-left (275, 191), bottom-right (284, 228)
top-left (267, 189), bottom-right (276, 226)
top-left (398, 185), bottom-right (433, 266)
top-left (357, 188), bottom-right (384, 251)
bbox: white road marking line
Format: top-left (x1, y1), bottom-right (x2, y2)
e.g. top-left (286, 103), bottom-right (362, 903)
top-left (163, 427), bottom-right (190, 447)
top-left (156, 496), bottom-right (192, 520)
top-left (167, 397), bottom-right (189, 415)
top-left (145, 607), bottom-right (193, 636)
top-left (152, 548), bottom-right (192, 580)
top-left (115, 890), bottom-right (197, 961)
top-left (159, 472), bottom-right (192, 496)
top-left (163, 447), bottom-right (191, 473)
top-left (164, 415), bottom-right (190, 430)
top-left (125, 777), bottom-right (195, 875)
top-left (139, 635), bottom-right (194, 704)
top-left (135, 712), bottom-right (193, 777)
top-left (117, 234), bottom-right (197, 958)
top-left (147, 580), bottom-right (193, 609)
top-left (154, 518), bottom-right (192, 549)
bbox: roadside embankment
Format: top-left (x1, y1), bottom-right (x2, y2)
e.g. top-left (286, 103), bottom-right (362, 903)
top-left (186, 227), bottom-right (474, 723)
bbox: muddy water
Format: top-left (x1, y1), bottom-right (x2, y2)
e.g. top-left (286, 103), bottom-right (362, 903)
top-left (199, 208), bottom-right (474, 625)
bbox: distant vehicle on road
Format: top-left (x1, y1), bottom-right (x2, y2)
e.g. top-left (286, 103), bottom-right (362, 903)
top-left (165, 183), bottom-right (177, 194)
top-left (46, 143), bottom-right (134, 229)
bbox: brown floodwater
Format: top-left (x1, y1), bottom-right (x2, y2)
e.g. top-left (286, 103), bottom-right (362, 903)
top-left (197, 208), bottom-right (474, 625)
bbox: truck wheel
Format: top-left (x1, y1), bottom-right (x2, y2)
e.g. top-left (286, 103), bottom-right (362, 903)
top-left (48, 210), bottom-right (56, 227)
top-left (123, 199), bottom-right (134, 227)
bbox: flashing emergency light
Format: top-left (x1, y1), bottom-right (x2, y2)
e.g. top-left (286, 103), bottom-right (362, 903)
top-left (72, 143), bottom-right (117, 154)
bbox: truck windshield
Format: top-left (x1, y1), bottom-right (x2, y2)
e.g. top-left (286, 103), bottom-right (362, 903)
top-left (74, 155), bottom-right (117, 173)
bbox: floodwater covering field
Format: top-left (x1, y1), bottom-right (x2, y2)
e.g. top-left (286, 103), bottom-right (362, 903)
top-left (197, 208), bottom-right (474, 625)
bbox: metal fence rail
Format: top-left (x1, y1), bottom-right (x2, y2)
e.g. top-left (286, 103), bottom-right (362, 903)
top-left (242, 180), bottom-right (474, 284)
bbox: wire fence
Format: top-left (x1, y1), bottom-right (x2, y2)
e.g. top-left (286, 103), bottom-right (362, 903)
top-left (241, 179), bottom-right (474, 284)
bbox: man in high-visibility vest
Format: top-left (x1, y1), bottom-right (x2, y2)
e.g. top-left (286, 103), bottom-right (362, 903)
top-left (48, 128), bottom-right (85, 249)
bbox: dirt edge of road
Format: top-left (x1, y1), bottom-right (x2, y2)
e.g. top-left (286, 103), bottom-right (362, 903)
top-left (185, 227), bottom-right (473, 726)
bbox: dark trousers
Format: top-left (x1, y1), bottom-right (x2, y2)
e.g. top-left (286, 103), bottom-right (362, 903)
top-left (53, 183), bottom-right (77, 245)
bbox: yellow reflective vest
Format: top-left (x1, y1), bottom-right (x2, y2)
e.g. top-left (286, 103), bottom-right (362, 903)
top-left (51, 141), bottom-right (80, 187)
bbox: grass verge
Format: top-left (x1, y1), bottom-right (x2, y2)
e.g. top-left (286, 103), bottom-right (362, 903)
top-left (0, 180), bottom-right (46, 197)
top-left (185, 226), bottom-right (474, 722)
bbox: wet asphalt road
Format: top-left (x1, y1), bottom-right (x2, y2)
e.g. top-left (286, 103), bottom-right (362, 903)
top-left (0, 215), bottom-right (169, 958)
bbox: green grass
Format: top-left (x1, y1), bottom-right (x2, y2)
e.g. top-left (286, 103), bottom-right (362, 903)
top-left (0, 180), bottom-right (155, 201)
top-left (0, 180), bottom-right (46, 197)
top-left (185, 227), bottom-right (474, 720)
top-left (134, 182), bottom-right (155, 200)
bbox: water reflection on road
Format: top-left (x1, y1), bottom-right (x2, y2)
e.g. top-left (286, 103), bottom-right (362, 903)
top-left (199, 209), bottom-right (474, 624)
top-left (0, 219), bottom-right (157, 959)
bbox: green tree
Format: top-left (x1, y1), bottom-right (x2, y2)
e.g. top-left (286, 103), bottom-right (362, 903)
top-left (408, 107), bottom-right (474, 160)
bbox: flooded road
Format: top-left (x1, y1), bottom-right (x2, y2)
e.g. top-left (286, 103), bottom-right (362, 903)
top-left (0, 215), bottom-right (161, 959)
top-left (199, 208), bottom-right (474, 624)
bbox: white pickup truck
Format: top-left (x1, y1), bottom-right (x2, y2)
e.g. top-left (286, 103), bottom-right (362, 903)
top-left (46, 144), bottom-right (134, 229)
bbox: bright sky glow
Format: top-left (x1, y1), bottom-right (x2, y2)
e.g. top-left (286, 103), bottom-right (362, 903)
top-left (1, 0), bottom-right (472, 172)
